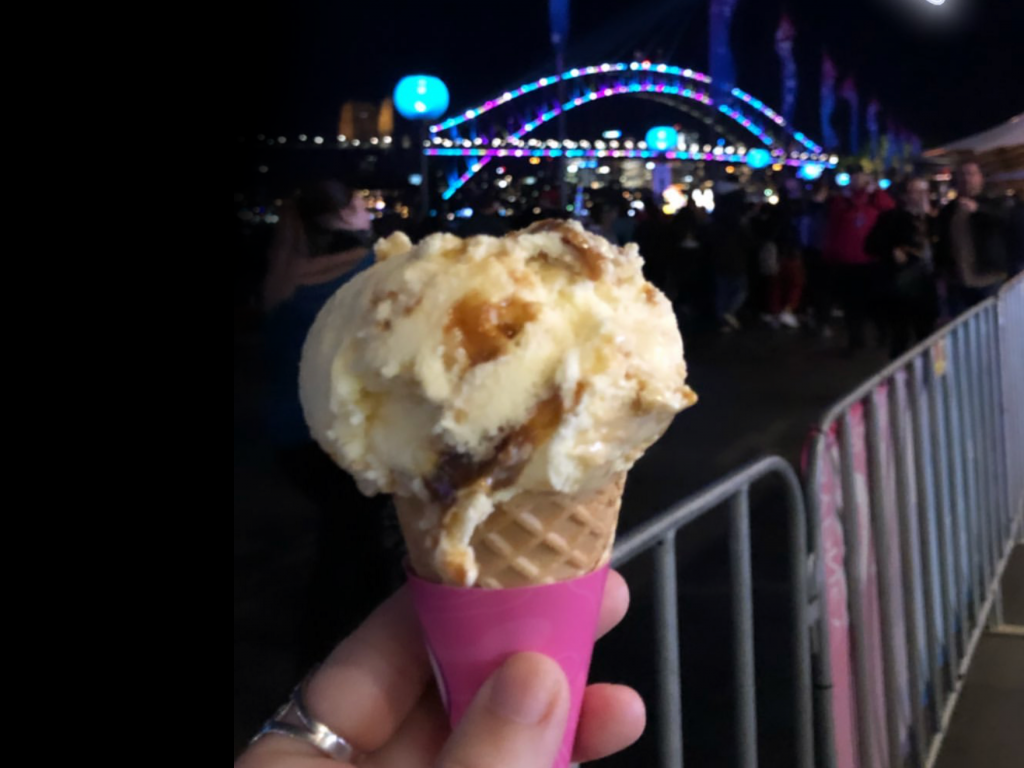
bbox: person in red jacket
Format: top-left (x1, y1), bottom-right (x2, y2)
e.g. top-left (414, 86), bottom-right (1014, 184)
top-left (823, 167), bottom-right (896, 351)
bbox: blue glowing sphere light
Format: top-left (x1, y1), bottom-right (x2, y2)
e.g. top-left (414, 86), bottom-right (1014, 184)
top-left (645, 126), bottom-right (679, 152)
top-left (746, 148), bottom-right (772, 169)
top-left (797, 163), bottom-right (824, 181)
top-left (836, 172), bottom-right (851, 187)
top-left (394, 75), bottom-right (450, 120)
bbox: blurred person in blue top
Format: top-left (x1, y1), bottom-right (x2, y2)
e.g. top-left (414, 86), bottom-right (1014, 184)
top-left (262, 179), bottom-right (397, 669)
top-left (263, 180), bottom-right (376, 443)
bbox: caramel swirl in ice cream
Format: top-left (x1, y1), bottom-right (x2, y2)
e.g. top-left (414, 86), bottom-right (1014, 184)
top-left (445, 292), bottom-right (539, 368)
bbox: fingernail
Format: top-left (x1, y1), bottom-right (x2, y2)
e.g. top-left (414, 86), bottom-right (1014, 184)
top-left (487, 653), bottom-right (561, 725)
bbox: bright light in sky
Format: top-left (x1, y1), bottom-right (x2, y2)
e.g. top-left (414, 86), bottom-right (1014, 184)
top-left (926, 0), bottom-right (945, 5)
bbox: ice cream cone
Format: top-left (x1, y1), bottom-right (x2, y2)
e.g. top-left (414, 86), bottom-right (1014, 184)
top-left (397, 475), bottom-right (625, 768)
top-left (395, 473), bottom-right (624, 588)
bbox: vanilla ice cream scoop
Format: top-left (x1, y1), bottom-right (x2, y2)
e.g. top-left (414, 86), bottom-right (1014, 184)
top-left (300, 219), bottom-right (696, 584)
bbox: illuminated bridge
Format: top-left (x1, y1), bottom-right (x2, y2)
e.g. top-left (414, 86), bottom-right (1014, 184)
top-left (425, 61), bottom-right (834, 200)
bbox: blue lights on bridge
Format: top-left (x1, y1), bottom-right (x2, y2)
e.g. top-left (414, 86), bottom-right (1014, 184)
top-left (421, 60), bottom-right (831, 201)
top-left (746, 148), bottom-right (772, 169)
top-left (797, 163), bottom-right (825, 181)
top-left (645, 126), bottom-right (680, 152)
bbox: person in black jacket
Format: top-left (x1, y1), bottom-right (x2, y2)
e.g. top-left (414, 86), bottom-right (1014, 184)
top-left (866, 177), bottom-right (938, 358)
top-left (935, 162), bottom-right (1010, 314)
top-left (705, 186), bottom-right (754, 331)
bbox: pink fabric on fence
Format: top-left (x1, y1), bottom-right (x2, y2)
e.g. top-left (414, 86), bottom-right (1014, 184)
top-left (874, 382), bottom-right (914, 760)
top-left (808, 384), bottom-right (915, 768)
top-left (814, 407), bottom-right (859, 768)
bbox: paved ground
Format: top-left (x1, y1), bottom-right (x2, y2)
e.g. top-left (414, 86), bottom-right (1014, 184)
top-left (934, 544), bottom-right (1024, 768)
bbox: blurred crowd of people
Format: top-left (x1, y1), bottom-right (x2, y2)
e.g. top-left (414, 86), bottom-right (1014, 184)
top-left (607, 161), bottom-right (1022, 359)
top-left (244, 160), bottom-right (1023, 366)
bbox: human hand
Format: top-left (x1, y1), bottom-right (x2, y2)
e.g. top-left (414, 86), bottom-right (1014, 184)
top-left (959, 197), bottom-right (979, 214)
top-left (238, 570), bottom-right (645, 768)
top-left (893, 247), bottom-right (908, 265)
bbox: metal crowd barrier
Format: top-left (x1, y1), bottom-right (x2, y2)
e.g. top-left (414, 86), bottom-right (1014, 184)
top-left (805, 273), bottom-right (1024, 768)
top-left (602, 275), bottom-right (1021, 768)
top-left (611, 456), bottom-right (815, 768)
top-left (999, 274), bottom-right (1024, 554)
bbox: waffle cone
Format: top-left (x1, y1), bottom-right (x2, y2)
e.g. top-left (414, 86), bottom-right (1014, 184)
top-left (396, 474), bottom-right (624, 588)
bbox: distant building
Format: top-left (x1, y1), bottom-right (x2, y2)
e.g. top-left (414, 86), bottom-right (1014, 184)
top-left (339, 98), bottom-right (394, 141)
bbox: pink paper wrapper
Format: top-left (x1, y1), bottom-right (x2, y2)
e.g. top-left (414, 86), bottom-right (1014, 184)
top-left (407, 564), bottom-right (611, 768)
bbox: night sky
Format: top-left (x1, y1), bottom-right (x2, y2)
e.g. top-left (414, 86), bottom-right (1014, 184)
top-left (235, 0), bottom-right (1024, 146)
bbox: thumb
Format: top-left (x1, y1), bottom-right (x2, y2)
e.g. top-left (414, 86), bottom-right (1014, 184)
top-left (436, 653), bottom-right (570, 768)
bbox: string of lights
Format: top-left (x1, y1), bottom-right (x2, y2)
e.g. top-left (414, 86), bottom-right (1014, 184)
top-left (429, 61), bottom-right (713, 134)
top-left (728, 87), bottom-right (821, 154)
top-left (423, 135), bottom-right (835, 162)
top-left (425, 146), bottom-right (829, 166)
top-left (716, 104), bottom-right (773, 146)
top-left (239, 134), bottom-right (396, 147)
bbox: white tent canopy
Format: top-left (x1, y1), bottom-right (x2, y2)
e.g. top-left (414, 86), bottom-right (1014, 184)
top-left (928, 113), bottom-right (1024, 154)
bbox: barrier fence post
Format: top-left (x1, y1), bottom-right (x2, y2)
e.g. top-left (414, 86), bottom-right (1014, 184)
top-left (730, 488), bottom-right (758, 768)
top-left (990, 304), bottom-right (1010, 547)
top-left (890, 375), bottom-right (928, 768)
top-left (941, 327), bottom-right (972, 660)
top-left (954, 324), bottom-right (985, 640)
top-left (1009, 280), bottom-right (1024, 531)
top-left (970, 317), bottom-right (997, 593)
top-left (995, 302), bottom-right (1010, 536)
top-left (654, 532), bottom-right (683, 768)
top-left (979, 309), bottom-right (1004, 629)
top-left (910, 355), bottom-right (945, 728)
top-left (838, 410), bottom-right (877, 766)
top-left (806, 437), bottom-right (838, 768)
top-left (866, 392), bottom-right (904, 767)
top-left (927, 345), bottom-right (959, 690)
top-left (785, 467), bottom-right (815, 768)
